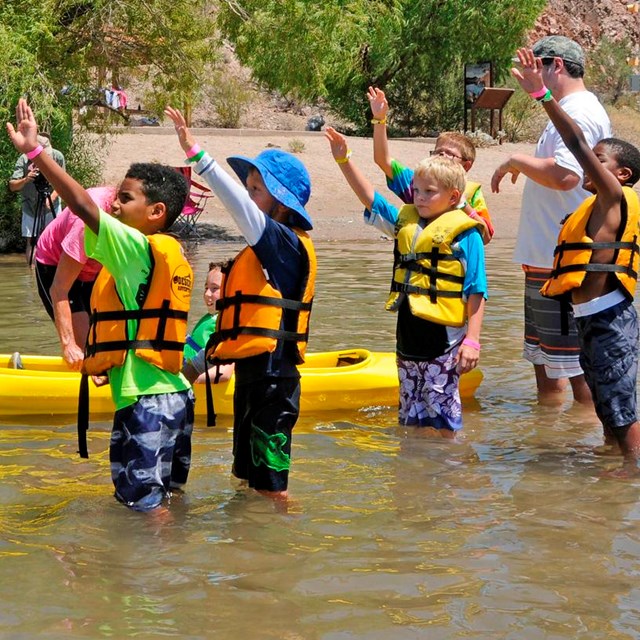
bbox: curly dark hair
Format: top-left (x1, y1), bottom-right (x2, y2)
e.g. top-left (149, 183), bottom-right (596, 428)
top-left (600, 138), bottom-right (640, 187)
top-left (125, 163), bottom-right (189, 229)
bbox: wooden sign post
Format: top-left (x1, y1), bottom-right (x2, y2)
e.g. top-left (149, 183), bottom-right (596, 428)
top-left (469, 87), bottom-right (514, 142)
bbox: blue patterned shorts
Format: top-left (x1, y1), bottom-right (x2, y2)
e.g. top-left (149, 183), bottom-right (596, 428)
top-left (576, 299), bottom-right (639, 430)
top-left (397, 349), bottom-right (463, 431)
top-left (110, 389), bottom-right (195, 511)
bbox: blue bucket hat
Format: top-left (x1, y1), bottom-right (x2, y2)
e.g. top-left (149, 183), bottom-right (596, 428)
top-left (227, 149), bottom-right (313, 230)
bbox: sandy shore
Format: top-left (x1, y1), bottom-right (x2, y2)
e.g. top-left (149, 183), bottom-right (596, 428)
top-left (101, 128), bottom-right (535, 243)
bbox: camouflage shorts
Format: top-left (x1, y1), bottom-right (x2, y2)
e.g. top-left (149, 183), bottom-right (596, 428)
top-left (576, 299), bottom-right (639, 429)
top-left (110, 389), bottom-right (195, 511)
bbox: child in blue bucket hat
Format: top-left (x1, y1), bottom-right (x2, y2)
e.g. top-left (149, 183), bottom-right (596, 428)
top-left (165, 107), bottom-right (317, 503)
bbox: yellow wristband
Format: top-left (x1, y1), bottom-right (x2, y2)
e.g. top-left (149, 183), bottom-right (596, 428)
top-left (335, 150), bottom-right (352, 164)
top-left (370, 118), bottom-right (387, 126)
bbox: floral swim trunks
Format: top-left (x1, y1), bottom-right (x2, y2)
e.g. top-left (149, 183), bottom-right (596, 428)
top-left (397, 348), bottom-right (462, 431)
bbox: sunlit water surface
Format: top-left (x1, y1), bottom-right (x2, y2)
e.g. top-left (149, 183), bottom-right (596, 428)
top-left (1, 238), bottom-right (640, 639)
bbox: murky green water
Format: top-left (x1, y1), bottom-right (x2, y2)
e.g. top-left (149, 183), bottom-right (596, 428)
top-left (1, 238), bottom-right (639, 639)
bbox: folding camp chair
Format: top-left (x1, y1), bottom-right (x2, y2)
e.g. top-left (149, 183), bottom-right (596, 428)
top-left (173, 166), bottom-right (215, 237)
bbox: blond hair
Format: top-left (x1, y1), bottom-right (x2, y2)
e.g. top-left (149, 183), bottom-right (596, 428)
top-left (436, 131), bottom-right (476, 163)
top-left (413, 156), bottom-right (466, 194)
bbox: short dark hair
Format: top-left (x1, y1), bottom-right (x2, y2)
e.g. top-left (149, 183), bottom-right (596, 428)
top-left (600, 137), bottom-right (640, 186)
top-left (208, 260), bottom-right (230, 272)
top-left (540, 57), bottom-right (584, 79)
top-left (125, 163), bottom-right (189, 229)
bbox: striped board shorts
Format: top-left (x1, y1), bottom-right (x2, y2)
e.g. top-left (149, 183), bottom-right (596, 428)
top-left (522, 267), bottom-right (583, 380)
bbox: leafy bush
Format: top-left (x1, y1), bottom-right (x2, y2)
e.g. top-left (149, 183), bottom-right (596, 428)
top-left (587, 36), bottom-right (636, 106)
top-left (288, 138), bottom-right (306, 154)
top-left (207, 73), bottom-right (253, 129)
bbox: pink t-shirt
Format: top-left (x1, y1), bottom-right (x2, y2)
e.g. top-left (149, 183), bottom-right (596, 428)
top-left (35, 186), bottom-right (115, 282)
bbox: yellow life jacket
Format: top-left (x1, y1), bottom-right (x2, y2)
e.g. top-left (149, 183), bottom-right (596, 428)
top-left (541, 186), bottom-right (640, 299)
top-left (83, 234), bottom-right (193, 375)
top-left (386, 205), bottom-right (481, 327)
top-left (208, 229), bottom-right (316, 363)
top-left (463, 181), bottom-right (481, 202)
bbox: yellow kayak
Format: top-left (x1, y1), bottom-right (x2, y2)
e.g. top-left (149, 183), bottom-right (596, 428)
top-left (0, 350), bottom-right (482, 421)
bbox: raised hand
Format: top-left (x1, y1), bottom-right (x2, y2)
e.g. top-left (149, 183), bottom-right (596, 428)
top-left (367, 86), bottom-right (388, 120)
top-left (324, 126), bottom-right (349, 161)
top-left (511, 47), bottom-right (545, 95)
top-left (6, 98), bottom-right (39, 154)
top-left (164, 106), bottom-right (196, 153)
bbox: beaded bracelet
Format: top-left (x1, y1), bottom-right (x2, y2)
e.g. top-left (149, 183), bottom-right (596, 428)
top-left (462, 338), bottom-right (481, 351)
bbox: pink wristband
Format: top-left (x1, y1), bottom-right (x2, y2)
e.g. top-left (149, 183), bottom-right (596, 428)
top-left (26, 145), bottom-right (44, 160)
top-left (462, 338), bottom-right (481, 351)
top-left (528, 86), bottom-right (549, 100)
top-left (186, 143), bottom-right (201, 159)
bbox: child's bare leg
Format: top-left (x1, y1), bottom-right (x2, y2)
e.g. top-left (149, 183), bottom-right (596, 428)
top-left (617, 421), bottom-right (640, 463)
top-left (569, 374), bottom-right (594, 406)
top-left (603, 424), bottom-right (621, 450)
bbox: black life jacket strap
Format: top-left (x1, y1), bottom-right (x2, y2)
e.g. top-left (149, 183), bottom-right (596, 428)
top-left (77, 374), bottom-right (90, 458)
top-left (552, 263), bottom-right (638, 279)
top-left (554, 240), bottom-right (639, 254)
top-left (86, 300), bottom-right (187, 357)
top-left (89, 339), bottom-right (186, 354)
top-left (399, 260), bottom-right (466, 284)
top-left (397, 252), bottom-right (458, 262)
top-left (390, 281), bottom-right (463, 298)
top-left (90, 308), bottom-right (189, 322)
top-left (205, 364), bottom-right (217, 427)
top-left (211, 326), bottom-right (308, 344)
top-left (216, 293), bottom-right (312, 312)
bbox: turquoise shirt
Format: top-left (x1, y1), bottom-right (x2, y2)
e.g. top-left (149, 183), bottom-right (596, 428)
top-left (84, 210), bottom-right (191, 410)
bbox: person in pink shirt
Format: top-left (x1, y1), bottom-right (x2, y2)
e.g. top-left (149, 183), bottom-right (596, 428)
top-left (34, 186), bottom-right (115, 369)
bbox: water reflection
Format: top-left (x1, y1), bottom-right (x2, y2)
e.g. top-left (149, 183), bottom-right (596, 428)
top-left (0, 238), bottom-right (639, 638)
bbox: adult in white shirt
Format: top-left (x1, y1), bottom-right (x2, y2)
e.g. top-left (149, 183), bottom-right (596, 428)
top-left (491, 36), bottom-right (612, 405)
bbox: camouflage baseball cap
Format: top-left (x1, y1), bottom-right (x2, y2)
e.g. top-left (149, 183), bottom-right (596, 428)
top-left (532, 36), bottom-right (585, 69)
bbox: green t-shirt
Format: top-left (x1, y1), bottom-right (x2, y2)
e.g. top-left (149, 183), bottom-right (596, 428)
top-left (84, 210), bottom-right (191, 410)
top-left (184, 313), bottom-right (217, 361)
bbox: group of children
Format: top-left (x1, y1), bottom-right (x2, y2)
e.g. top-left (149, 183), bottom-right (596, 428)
top-left (8, 44), bottom-right (640, 512)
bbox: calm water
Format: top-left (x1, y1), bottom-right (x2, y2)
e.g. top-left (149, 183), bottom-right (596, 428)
top-left (1, 238), bottom-right (640, 639)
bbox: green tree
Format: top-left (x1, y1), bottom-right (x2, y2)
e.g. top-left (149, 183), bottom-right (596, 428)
top-left (217, 0), bottom-right (546, 133)
top-left (0, 0), bottom-right (217, 251)
top-left (586, 36), bottom-right (635, 106)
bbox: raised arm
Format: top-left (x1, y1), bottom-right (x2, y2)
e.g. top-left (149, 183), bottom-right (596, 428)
top-left (6, 99), bottom-right (99, 233)
top-left (367, 87), bottom-right (393, 179)
top-left (325, 127), bottom-right (375, 210)
top-left (512, 47), bottom-right (621, 202)
top-left (164, 106), bottom-right (268, 245)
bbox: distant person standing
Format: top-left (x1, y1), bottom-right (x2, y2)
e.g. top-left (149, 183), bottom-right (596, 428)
top-left (9, 133), bottom-right (65, 263)
top-left (491, 36), bottom-right (611, 406)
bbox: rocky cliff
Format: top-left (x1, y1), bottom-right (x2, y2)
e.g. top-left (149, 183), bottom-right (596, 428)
top-left (533, 0), bottom-right (640, 51)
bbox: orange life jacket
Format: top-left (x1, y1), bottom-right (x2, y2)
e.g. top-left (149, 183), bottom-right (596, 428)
top-left (207, 229), bottom-right (316, 363)
top-left (82, 234), bottom-right (193, 375)
top-left (541, 186), bottom-right (640, 299)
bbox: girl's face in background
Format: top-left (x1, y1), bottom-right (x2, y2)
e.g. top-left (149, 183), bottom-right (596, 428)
top-left (203, 267), bottom-right (222, 315)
